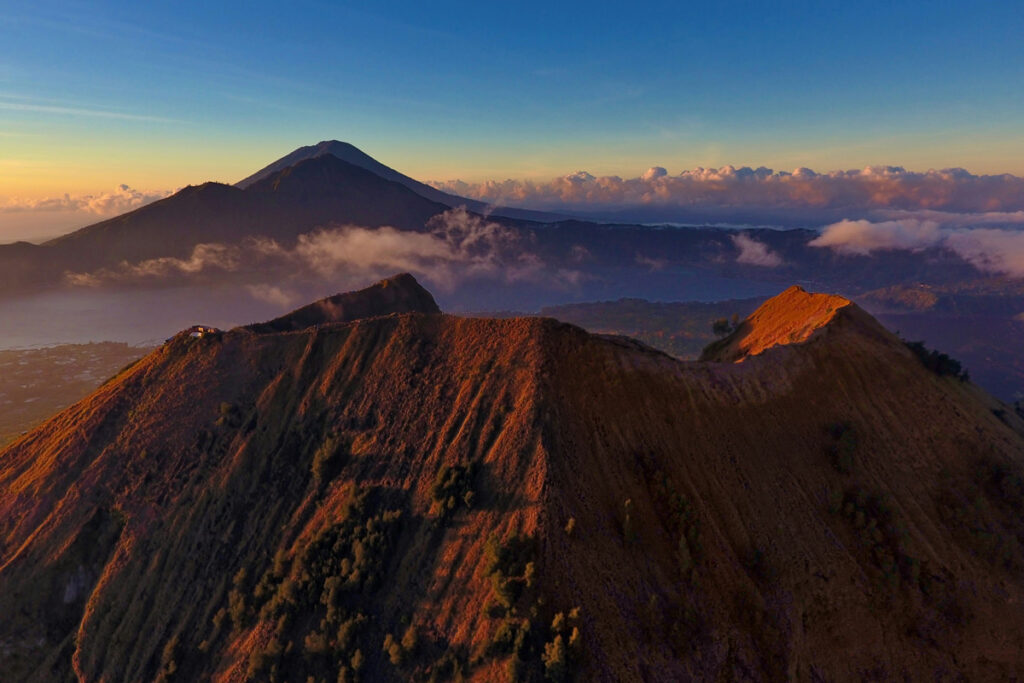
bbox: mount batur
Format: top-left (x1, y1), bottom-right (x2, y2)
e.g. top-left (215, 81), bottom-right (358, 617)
top-left (2, 144), bottom-right (1024, 681)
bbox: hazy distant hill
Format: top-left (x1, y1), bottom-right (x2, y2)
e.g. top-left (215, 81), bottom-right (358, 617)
top-left (2, 275), bottom-right (1023, 680)
top-left (539, 297), bottom-right (765, 359)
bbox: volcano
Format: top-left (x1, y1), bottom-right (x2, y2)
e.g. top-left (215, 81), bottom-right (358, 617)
top-left (1, 275), bottom-right (1023, 681)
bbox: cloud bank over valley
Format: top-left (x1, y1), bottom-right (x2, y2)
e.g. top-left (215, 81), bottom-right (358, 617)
top-left (2, 185), bottom-right (173, 242)
top-left (64, 208), bottom-right (582, 304)
top-left (432, 165), bottom-right (1024, 226)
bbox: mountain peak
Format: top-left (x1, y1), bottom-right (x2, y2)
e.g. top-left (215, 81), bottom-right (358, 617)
top-left (246, 273), bottom-right (440, 333)
top-left (236, 140), bottom-right (567, 222)
top-left (700, 284), bottom-right (884, 362)
top-left (237, 140), bottom-right (404, 190)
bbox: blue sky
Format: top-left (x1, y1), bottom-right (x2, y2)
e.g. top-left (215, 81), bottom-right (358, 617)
top-left (1, 0), bottom-right (1023, 199)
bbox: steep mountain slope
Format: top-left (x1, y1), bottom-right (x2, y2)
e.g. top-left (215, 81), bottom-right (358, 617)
top-left (247, 272), bottom-right (440, 333)
top-left (2, 276), bottom-right (1024, 681)
top-left (236, 140), bottom-right (564, 222)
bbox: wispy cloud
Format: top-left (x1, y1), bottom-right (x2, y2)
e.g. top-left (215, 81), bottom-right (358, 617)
top-left (732, 233), bottom-right (784, 267)
top-left (2, 185), bottom-right (173, 216)
top-left (0, 100), bottom-right (178, 123)
top-left (810, 216), bottom-right (1024, 278)
top-left (65, 208), bottom-right (581, 291)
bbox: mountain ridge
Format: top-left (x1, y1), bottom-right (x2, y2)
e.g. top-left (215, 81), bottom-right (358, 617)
top-left (2, 276), bottom-right (1023, 680)
top-left (246, 273), bottom-right (441, 333)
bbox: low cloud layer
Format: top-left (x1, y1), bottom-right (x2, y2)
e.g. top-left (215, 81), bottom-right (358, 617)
top-left (2, 185), bottom-right (173, 242)
top-left (431, 166), bottom-right (1024, 217)
top-left (810, 216), bottom-right (1024, 278)
top-left (66, 208), bottom-right (580, 292)
top-left (3, 184), bottom-right (171, 216)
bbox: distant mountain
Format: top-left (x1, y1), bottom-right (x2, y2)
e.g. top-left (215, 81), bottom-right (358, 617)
top-left (0, 155), bottom-right (452, 293)
top-left (3, 275), bottom-right (1023, 680)
top-left (48, 154), bottom-right (450, 263)
top-left (237, 140), bottom-right (566, 222)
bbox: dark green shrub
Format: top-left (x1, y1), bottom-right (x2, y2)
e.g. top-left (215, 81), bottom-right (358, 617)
top-left (832, 487), bottom-right (921, 588)
top-left (489, 620), bottom-right (520, 656)
top-left (542, 635), bottom-right (567, 682)
top-left (905, 341), bottom-right (969, 381)
top-left (383, 633), bottom-right (403, 665)
top-left (431, 461), bottom-right (479, 518)
top-left (712, 314), bottom-right (740, 337)
top-left (311, 433), bottom-right (346, 486)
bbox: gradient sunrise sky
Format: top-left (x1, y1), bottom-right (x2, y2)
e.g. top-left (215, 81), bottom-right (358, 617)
top-left (1, 0), bottom-right (1023, 202)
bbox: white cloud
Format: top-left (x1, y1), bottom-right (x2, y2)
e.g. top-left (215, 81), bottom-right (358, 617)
top-left (732, 233), bottom-right (784, 267)
top-left (808, 219), bottom-right (945, 255)
top-left (944, 229), bottom-right (1024, 278)
top-left (642, 166), bottom-right (668, 181)
top-left (428, 165), bottom-right (1024, 216)
top-left (246, 284), bottom-right (298, 307)
top-left (2, 184), bottom-right (172, 217)
top-left (810, 216), bottom-right (1024, 278)
top-left (64, 207), bottom-right (580, 291)
top-left (65, 242), bottom-right (245, 286)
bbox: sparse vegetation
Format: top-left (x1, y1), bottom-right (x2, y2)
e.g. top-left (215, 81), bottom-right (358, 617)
top-left (431, 460), bottom-right (479, 519)
top-left (712, 313), bottom-right (741, 337)
top-left (646, 470), bottom-right (702, 575)
top-left (485, 533), bottom-right (535, 609)
top-left (236, 486), bottom-right (406, 681)
top-left (937, 459), bottom-right (1024, 571)
top-left (480, 534), bottom-right (582, 680)
top-left (831, 486), bottom-right (923, 589)
top-left (311, 433), bottom-right (347, 486)
top-left (905, 340), bottom-right (969, 381)
top-left (216, 401), bottom-right (244, 428)
top-left (564, 517), bottom-right (576, 538)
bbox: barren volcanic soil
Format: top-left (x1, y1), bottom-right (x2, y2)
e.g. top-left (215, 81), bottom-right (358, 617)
top-left (1, 276), bottom-right (1023, 681)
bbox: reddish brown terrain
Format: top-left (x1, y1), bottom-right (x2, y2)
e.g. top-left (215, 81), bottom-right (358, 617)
top-left (1, 275), bottom-right (1023, 681)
